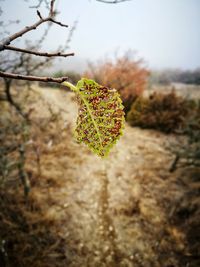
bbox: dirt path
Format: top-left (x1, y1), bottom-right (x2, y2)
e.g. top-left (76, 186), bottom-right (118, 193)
top-left (33, 87), bottom-right (198, 267)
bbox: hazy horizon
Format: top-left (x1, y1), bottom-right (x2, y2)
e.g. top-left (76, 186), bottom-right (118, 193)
top-left (1, 0), bottom-right (200, 72)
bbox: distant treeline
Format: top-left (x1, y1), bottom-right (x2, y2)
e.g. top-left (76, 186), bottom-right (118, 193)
top-left (150, 69), bottom-right (200, 85)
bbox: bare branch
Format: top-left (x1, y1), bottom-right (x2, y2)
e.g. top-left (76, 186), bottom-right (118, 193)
top-left (4, 45), bottom-right (74, 58)
top-left (18, 144), bottom-right (30, 196)
top-left (0, 71), bottom-right (68, 83)
top-left (0, 0), bottom-right (72, 84)
top-left (48, 18), bottom-right (68, 28)
top-left (0, 19), bottom-right (47, 49)
top-left (0, 0), bottom-right (75, 87)
top-left (0, 16), bottom-right (68, 50)
top-left (4, 79), bottom-right (28, 119)
top-left (0, 1), bottom-right (68, 50)
top-left (50, 0), bottom-right (56, 16)
top-left (37, 10), bottom-right (43, 20)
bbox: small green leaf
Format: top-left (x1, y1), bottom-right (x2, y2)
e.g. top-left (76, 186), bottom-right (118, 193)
top-left (74, 78), bottom-right (125, 157)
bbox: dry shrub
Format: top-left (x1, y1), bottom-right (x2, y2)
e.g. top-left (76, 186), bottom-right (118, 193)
top-left (0, 87), bottom-right (80, 267)
top-left (169, 101), bottom-right (200, 170)
top-left (84, 51), bottom-right (149, 113)
top-left (127, 91), bottom-right (191, 133)
top-left (169, 167), bottom-right (200, 267)
top-left (0, 188), bottom-right (68, 267)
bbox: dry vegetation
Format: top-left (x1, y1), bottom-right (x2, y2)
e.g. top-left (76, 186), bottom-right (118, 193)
top-left (1, 1), bottom-right (199, 266)
top-left (126, 91), bottom-right (197, 133)
top-left (84, 52), bottom-right (149, 114)
top-left (0, 83), bottom-right (199, 267)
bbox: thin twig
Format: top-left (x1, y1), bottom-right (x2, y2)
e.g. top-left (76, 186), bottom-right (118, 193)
top-left (37, 10), bottom-right (43, 20)
top-left (169, 154), bottom-right (180, 172)
top-left (0, 0), bottom-right (68, 50)
top-left (50, 0), bottom-right (56, 16)
top-left (48, 18), bottom-right (68, 28)
top-left (0, 16), bottom-right (68, 49)
top-left (0, 71), bottom-right (68, 83)
top-left (18, 144), bottom-right (30, 197)
top-left (3, 45), bottom-right (74, 57)
top-left (4, 78), bottom-right (28, 119)
top-left (0, 19), bottom-right (48, 49)
top-left (0, 0), bottom-right (71, 84)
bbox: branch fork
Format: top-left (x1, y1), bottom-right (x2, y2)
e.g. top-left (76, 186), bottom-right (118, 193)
top-left (0, 0), bottom-right (73, 83)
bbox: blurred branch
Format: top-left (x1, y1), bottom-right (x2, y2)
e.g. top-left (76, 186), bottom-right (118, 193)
top-left (18, 144), bottom-right (30, 197)
top-left (50, 0), bottom-right (55, 15)
top-left (47, 17), bottom-right (68, 28)
top-left (0, 71), bottom-right (68, 83)
top-left (3, 45), bottom-right (74, 58)
top-left (0, 0), bottom-right (72, 83)
top-left (4, 78), bottom-right (28, 119)
top-left (0, 7), bottom-right (68, 50)
top-left (169, 154), bottom-right (180, 172)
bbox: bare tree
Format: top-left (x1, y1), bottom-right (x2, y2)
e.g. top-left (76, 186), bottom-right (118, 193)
top-left (0, 0), bottom-right (77, 118)
top-left (0, 0), bottom-right (74, 84)
top-left (0, 0), bottom-right (132, 85)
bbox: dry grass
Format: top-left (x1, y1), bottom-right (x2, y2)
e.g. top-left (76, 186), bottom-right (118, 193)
top-left (0, 84), bottom-right (199, 267)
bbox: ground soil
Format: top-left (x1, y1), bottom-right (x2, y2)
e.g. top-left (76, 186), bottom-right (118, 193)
top-left (0, 86), bottom-right (199, 267)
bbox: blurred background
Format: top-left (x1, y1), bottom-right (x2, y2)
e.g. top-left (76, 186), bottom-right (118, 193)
top-left (0, 1), bottom-right (200, 267)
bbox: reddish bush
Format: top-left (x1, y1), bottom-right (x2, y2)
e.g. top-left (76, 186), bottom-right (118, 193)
top-left (84, 52), bottom-right (149, 113)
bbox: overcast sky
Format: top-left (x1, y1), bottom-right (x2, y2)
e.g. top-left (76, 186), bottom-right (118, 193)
top-left (1, 0), bottom-right (200, 72)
